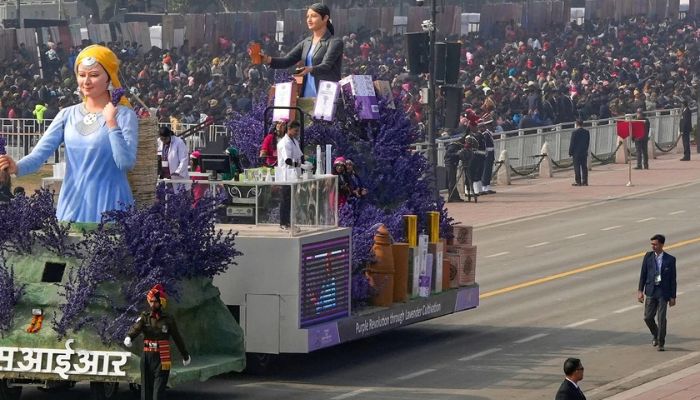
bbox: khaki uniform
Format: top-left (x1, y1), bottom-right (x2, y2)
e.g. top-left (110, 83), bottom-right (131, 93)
top-left (127, 311), bottom-right (189, 400)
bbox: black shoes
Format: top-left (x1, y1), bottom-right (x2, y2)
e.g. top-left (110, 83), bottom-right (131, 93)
top-left (680, 158), bottom-right (690, 161)
top-left (652, 339), bottom-right (658, 347)
top-left (658, 345), bottom-right (665, 352)
top-left (448, 198), bottom-right (464, 203)
top-left (572, 183), bottom-right (581, 186)
top-left (634, 166), bottom-right (642, 170)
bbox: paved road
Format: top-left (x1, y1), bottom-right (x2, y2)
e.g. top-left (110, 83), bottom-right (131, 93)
top-left (20, 181), bottom-right (700, 400)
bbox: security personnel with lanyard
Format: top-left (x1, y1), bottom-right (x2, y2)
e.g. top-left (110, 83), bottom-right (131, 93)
top-left (480, 127), bottom-right (496, 194)
top-left (124, 284), bottom-right (191, 400)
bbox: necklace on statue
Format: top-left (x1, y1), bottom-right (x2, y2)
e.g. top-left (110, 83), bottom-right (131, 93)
top-left (76, 103), bottom-right (103, 136)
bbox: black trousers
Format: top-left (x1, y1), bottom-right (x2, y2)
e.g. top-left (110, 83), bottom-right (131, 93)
top-left (644, 293), bottom-right (669, 346)
top-left (481, 151), bottom-right (495, 186)
top-left (469, 154), bottom-right (485, 184)
top-left (141, 352), bottom-right (170, 400)
top-left (635, 139), bottom-right (648, 168)
top-left (573, 155), bottom-right (588, 184)
top-left (681, 132), bottom-right (691, 159)
top-left (280, 186), bottom-right (291, 227)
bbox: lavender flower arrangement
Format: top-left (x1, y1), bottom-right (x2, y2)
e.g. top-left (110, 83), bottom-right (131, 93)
top-left (226, 100), bottom-right (267, 168)
top-left (54, 185), bottom-right (241, 343)
top-left (0, 188), bottom-right (77, 256)
top-left (111, 88), bottom-right (126, 106)
top-left (0, 137), bottom-right (6, 155)
top-left (0, 254), bottom-right (25, 334)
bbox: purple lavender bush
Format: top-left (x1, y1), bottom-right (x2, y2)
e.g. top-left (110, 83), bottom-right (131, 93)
top-left (0, 254), bottom-right (25, 334)
top-left (0, 137), bottom-right (6, 155)
top-left (54, 185), bottom-right (241, 342)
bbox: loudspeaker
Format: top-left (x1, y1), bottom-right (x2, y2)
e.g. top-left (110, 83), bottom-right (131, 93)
top-left (405, 32), bottom-right (429, 74)
top-left (441, 85), bottom-right (463, 129)
top-left (434, 42), bottom-right (446, 83)
top-left (445, 42), bottom-right (461, 84)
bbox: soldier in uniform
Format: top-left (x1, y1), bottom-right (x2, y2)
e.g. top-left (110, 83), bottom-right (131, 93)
top-left (461, 133), bottom-right (479, 202)
top-left (480, 126), bottom-right (496, 195)
top-left (469, 125), bottom-right (487, 196)
top-left (124, 284), bottom-right (191, 400)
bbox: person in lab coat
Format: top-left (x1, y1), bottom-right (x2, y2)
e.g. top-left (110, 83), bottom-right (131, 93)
top-left (277, 121), bottom-right (303, 229)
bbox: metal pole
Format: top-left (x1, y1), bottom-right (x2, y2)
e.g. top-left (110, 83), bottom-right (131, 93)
top-left (428, 0), bottom-right (438, 199)
top-left (16, 0), bottom-right (21, 28)
top-left (626, 122), bottom-right (633, 187)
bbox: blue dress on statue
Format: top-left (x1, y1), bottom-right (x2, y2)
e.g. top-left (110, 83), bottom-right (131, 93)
top-left (16, 104), bottom-right (138, 223)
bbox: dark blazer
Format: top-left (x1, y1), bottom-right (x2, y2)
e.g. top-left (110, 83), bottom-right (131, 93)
top-left (569, 127), bottom-right (590, 159)
top-left (555, 379), bottom-right (586, 400)
top-left (638, 251), bottom-right (677, 300)
top-left (270, 30), bottom-right (344, 92)
top-left (680, 107), bottom-right (692, 134)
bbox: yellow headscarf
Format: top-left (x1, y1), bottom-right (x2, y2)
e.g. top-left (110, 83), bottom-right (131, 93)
top-left (75, 45), bottom-right (131, 107)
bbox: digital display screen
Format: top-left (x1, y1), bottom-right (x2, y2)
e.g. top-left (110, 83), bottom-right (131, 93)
top-left (299, 236), bottom-right (351, 328)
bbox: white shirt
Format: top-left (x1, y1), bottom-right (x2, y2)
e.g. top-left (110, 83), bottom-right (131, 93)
top-left (276, 134), bottom-right (302, 181)
top-left (157, 135), bottom-right (190, 179)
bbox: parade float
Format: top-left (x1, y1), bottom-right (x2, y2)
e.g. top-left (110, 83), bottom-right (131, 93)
top-left (0, 121), bottom-right (246, 399)
top-left (217, 76), bottom-right (479, 371)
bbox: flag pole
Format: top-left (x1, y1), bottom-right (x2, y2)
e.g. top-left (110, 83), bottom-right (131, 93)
top-left (626, 119), bottom-right (633, 187)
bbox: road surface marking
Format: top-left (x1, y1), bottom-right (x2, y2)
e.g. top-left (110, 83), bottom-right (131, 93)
top-left (486, 251), bottom-right (510, 258)
top-left (564, 319), bottom-right (597, 328)
top-left (566, 233), bottom-right (587, 239)
top-left (480, 236), bottom-right (700, 299)
top-left (613, 305), bottom-right (640, 314)
top-left (526, 242), bottom-right (550, 248)
top-left (669, 210), bottom-right (686, 215)
top-left (636, 217), bottom-right (655, 222)
top-left (331, 389), bottom-right (373, 400)
top-left (458, 348), bottom-right (502, 361)
top-left (396, 369), bottom-right (436, 380)
top-left (514, 333), bottom-right (549, 344)
top-left (601, 225), bottom-right (622, 231)
top-left (587, 352), bottom-right (700, 399)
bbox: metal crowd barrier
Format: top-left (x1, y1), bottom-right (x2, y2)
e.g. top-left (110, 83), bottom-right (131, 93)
top-left (0, 108), bottom-right (695, 169)
top-left (0, 119), bottom-right (231, 164)
top-left (427, 108), bottom-right (689, 169)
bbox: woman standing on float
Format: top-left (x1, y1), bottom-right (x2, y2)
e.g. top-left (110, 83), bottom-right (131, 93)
top-left (261, 3), bottom-right (344, 97)
top-left (0, 45), bottom-right (138, 223)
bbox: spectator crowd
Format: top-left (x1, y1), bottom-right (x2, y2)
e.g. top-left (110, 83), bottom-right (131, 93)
top-left (0, 14), bottom-right (697, 136)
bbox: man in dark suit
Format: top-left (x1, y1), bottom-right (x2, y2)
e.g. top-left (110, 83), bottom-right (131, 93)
top-left (679, 101), bottom-right (692, 161)
top-left (569, 119), bottom-right (590, 186)
top-left (637, 234), bottom-right (677, 351)
top-left (555, 358), bottom-right (586, 400)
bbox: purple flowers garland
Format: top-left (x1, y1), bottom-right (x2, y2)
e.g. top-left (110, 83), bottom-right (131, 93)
top-left (0, 137), bottom-right (6, 155)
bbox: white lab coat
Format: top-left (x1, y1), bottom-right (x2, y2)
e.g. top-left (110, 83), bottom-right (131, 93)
top-left (157, 135), bottom-right (190, 179)
top-left (276, 134), bottom-right (302, 182)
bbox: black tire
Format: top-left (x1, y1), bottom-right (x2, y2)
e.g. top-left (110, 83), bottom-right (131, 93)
top-left (0, 380), bottom-right (21, 400)
top-left (244, 352), bottom-right (278, 375)
top-left (90, 382), bottom-right (119, 400)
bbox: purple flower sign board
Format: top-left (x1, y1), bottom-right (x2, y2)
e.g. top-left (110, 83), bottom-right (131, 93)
top-left (313, 81), bottom-right (340, 122)
top-left (339, 75), bottom-right (380, 120)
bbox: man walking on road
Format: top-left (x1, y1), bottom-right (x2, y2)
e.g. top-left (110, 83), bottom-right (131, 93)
top-left (555, 358), bottom-right (586, 400)
top-left (569, 119), bottom-right (590, 186)
top-left (638, 234), bottom-right (677, 351)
